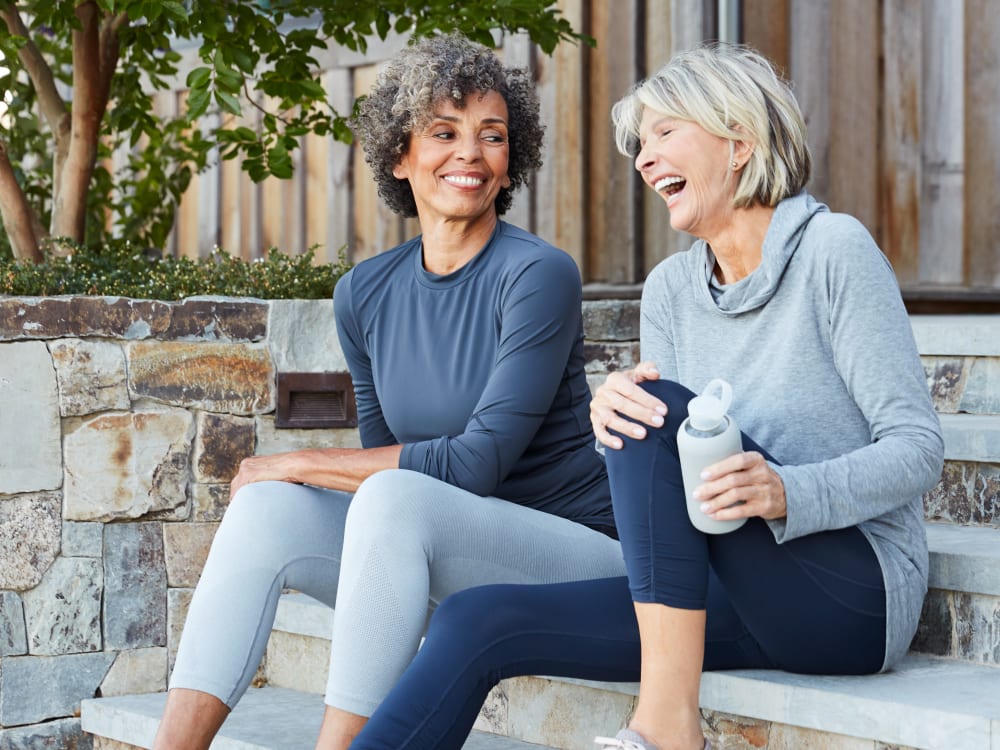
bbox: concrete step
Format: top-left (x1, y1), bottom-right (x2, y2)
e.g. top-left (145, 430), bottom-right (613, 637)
top-left (911, 314), bottom-right (1000, 358)
top-left (80, 688), bottom-right (556, 750)
top-left (940, 414), bottom-right (1000, 463)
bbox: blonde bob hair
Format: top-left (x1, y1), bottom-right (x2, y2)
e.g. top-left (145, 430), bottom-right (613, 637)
top-left (611, 44), bottom-right (811, 208)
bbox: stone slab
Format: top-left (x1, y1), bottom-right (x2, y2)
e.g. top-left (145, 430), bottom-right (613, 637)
top-left (23, 556), bottom-right (103, 655)
top-left (99, 647), bottom-right (168, 698)
top-left (102, 523), bottom-right (166, 650)
top-left (0, 717), bottom-right (93, 750)
top-left (926, 523), bottom-right (1000, 596)
top-left (272, 593), bottom-right (334, 640)
top-left (81, 689), bottom-right (553, 750)
top-left (63, 521), bottom-right (104, 557)
top-left (1, 652), bottom-right (115, 726)
top-left (267, 299), bottom-right (347, 373)
top-left (910, 315), bottom-right (1000, 357)
top-left (939, 413), bottom-right (1000, 462)
top-left (0, 491), bottom-right (62, 591)
top-left (49, 338), bottom-right (130, 417)
top-left (0, 341), bottom-right (62, 494)
top-left (0, 590), bottom-right (27, 656)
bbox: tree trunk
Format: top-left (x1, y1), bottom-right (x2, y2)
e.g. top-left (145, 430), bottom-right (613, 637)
top-left (0, 140), bottom-right (44, 263)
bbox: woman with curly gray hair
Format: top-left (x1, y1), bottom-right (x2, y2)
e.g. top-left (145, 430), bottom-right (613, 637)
top-left (152, 33), bottom-right (626, 750)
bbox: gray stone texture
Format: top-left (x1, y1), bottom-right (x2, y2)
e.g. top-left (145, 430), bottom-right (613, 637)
top-left (0, 492), bottom-right (62, 591)
top-left (0, 590), bottom-right (28, 656)
top-left (910, 588), bottom-right (954, 657)
top-left (0, 717), bottom-right (93, 750)
top-left (254, 416), bottom-right (361, 455)
top-left (62, 522), bottom-right (104, 557)
top-left (190, 483), bottom-right (230, 522)
top-left (166, 588), bottom-right (193, 673)
top-left (62, 409), bottom-right (194, 522)
top-left (581, 299), bottom-right (640, 341)
top-left (959, 356), bottom-right (1000, 414)
top-left (924, 460), bottom-right (1000, 526)
top-left (126, 341), bottom-right (274, 414)
top-left (49, 338), bottom-right (130, 417)
top-left (0, 341), bottom-right (62, 494)
top-left (193, 412), bottom-right (255, 483)
top-left (0, 652), bottom-right (115, 726)
top-left (23, 557), bottom-right (103, 656)
top-left (159, 298), bottom-right (268, 342)
top-left (955, 592), bottom-right (1000, 664)
top-left (162, 522), bottom-right (218, 588)
top-left (922, 356), bottom-right (969, 413)
top-left (582, 341), bottom-right (640, 374)
top-left (102, 523), bottom-right (166, 650)
top-left (268, 299), bottom-right (347, 372)
top-left (98, 647), bottom-right (167, 698)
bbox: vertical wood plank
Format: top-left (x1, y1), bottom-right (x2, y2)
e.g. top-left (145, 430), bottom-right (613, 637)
top-left (642, 0), bottom-right (677, 277)
top-left (238, 104), bottom-right (263, 261)
top-left (964, 0), bottom-right (1000, 286)
top-left (323, 68), bottom-right (353, 265)
top-left (286, 112), bottom-right (306, 256)
top-left (175, 91), bottom-right (201, 259)
top-left (534, 0), bottom-right (586, 268)
top-left (197, 110), bottom-right (221, 258)
top-left (155, 91), bottom-right (179, 257)
top-left (789, 0), bottom-right (831, 202)
top-left (586, 0), bottom-right (641, 283)
top-left (881, 0), bottom-right (922, 282)
top-left (218, 112), bottom-right (243, 257)
top-left (669, 0), bottom-right (708, 52)
top-left (742, 0), bottom-right (790, 76)
top-left (829, 0), bottom-right (879, 234)
top-left (919, 0), bottom-right (964, 284)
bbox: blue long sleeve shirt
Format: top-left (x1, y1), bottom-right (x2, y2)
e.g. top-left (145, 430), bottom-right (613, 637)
top-left (334, 221), bottom-right (614, 533)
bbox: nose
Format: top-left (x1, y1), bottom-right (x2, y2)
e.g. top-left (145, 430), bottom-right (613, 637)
top-left (634, 142), bottom-right (653, 173)
top-left (456, 132), bottom-right (482, 162)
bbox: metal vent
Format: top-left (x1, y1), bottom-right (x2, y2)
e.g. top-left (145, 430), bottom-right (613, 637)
top-left (276, 372), bottom-right (357, 429)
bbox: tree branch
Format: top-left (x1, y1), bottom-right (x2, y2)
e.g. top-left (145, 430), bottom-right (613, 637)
top-left (0, 137), bottom-right (44, 262)
top-left (0, 3), bottom-right (70, 139)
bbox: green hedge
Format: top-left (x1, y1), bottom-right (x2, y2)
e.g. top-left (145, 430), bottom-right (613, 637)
top-left (0, 241), bottom-right (351, 300)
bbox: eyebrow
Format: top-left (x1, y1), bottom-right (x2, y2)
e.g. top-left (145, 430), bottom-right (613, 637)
top-left (430, 114), bottom-right (508, 126)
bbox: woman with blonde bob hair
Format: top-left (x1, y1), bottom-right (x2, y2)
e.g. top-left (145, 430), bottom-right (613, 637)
top-left (346, 44), bottom-right (942, 750)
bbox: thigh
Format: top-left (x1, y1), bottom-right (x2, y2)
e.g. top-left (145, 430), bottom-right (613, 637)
top-left (705, 518), bottom-right (887, 674)
top-left (343, 469), bottom-right (627, 606)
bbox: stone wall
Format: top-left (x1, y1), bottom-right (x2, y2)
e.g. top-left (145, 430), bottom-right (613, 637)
top-left (0, 296), bottom-right (639, 746)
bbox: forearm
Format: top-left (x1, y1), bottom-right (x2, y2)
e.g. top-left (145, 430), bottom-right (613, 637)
top-left (231, 444), bottom-right (403, 498)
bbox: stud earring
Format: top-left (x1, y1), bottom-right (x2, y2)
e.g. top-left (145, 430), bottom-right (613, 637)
top-left (731, 160), bottom-right (738, 170)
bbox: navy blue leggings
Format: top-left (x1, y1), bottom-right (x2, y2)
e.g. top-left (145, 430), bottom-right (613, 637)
top-left (349, 380), bottom-right (886, 750)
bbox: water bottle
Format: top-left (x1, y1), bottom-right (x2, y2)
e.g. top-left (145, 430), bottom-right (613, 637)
top-left (677, 378), bottom-right (746, 534)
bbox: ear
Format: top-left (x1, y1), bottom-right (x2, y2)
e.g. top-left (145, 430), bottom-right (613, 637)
top-left (392, 159), bottom-right (409, 180)
top-left (731, 127), bottom-right (755, 170)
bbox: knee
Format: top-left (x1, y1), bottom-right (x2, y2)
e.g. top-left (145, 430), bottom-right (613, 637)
top-left (428, 585), bottom-right (528, 652)
top-left (638, 379), bottom-right (696, 416)
top-left (345, 469), bottom-right (435, 541)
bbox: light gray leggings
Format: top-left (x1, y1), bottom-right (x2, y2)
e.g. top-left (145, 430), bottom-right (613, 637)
top-left (169, 469), bottom-right (626, 716)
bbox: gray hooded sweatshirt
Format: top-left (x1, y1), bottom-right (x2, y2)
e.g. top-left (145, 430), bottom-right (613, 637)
top-left (640, 191), bottom-right (944, 670)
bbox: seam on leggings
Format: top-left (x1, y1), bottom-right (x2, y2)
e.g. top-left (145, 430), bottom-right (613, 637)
top-left (226, 554), bottom-right (341, 707)
top-left (644, 443), bottom-right (663, 599)
top-left (787, 550), bottom-right (886, 619)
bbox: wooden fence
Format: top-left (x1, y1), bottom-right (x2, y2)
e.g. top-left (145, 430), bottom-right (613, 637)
top-left (158, 0), bottom-right (1000, 300)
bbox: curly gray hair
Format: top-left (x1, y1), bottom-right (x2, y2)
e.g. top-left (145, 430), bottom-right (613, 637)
top-left (352, 34), bottom-right (544, 217)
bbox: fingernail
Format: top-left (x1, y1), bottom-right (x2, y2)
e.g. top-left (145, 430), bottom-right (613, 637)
top-left (651, 414), bottom-right (664, 426)
top-left (656, 405), bottom-right (667, 415)
top-left (699, 502), bottom-right (711, 513)
top-left (700, 470), bottom-right (711, 480)
top-left (632, 426), bottom-right (645, 438)
top-left (693, 487), bottom-right (703, 499)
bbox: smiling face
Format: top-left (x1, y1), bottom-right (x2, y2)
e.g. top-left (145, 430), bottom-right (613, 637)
top-left (635, 106), bottom-right (747, 242)
top-left (392, 91), bottom-right (512, 232)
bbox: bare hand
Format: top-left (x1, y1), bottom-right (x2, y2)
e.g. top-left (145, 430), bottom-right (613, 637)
top-left (590, 361), bottom-right (667, 450)
top-left (229, 452), bottom-right (301, 500)
top-left (694, 451), bottom-right (787, 520)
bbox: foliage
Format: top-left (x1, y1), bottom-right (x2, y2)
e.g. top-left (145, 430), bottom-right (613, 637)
top-left (0, 0), bottom-right (591, 261)
top-left (0, 239), bottom-right (352, 299)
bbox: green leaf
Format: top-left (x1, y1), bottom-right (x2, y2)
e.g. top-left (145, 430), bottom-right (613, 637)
top-left (186, 87), bottom-right (211, 118)
top-left (214, 89), bottom-right (242, 116)
top-left (185, 66), bottom-right (211, 89)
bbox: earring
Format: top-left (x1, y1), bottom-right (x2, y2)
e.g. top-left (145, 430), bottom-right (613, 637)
top-left (731, 160), bottom-right (738, 170)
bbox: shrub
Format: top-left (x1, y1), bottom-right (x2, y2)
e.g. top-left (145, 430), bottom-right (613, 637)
top-left (0, 240), bottom-right (351, 300)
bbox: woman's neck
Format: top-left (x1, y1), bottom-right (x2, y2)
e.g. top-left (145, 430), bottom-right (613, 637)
top-left (705, 204), bottom-right (775, 284)
top-left (419, 212), bottom-right (499, 275)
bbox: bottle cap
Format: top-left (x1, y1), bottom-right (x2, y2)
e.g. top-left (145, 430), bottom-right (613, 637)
top-left (687, 378), bottom-right (733, 430)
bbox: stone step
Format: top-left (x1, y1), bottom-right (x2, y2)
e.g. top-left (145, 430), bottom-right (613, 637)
top-left (941, 414), bottom-right (1000, 463)
top-left (911, 315), bottom-right (1000, 358)
top-left (80, 688), bottom-right (556, 750)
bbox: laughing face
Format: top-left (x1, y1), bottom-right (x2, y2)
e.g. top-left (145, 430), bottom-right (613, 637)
top-left (392, 91), bottom-right (512, 232)
top-left (634, 107), bottom-right (744, 242)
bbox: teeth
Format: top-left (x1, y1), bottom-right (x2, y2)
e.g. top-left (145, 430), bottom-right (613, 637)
top-left (654, 176), bottom-right (684, 192)
top-left (444, 175), bottom-right (485, 186)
